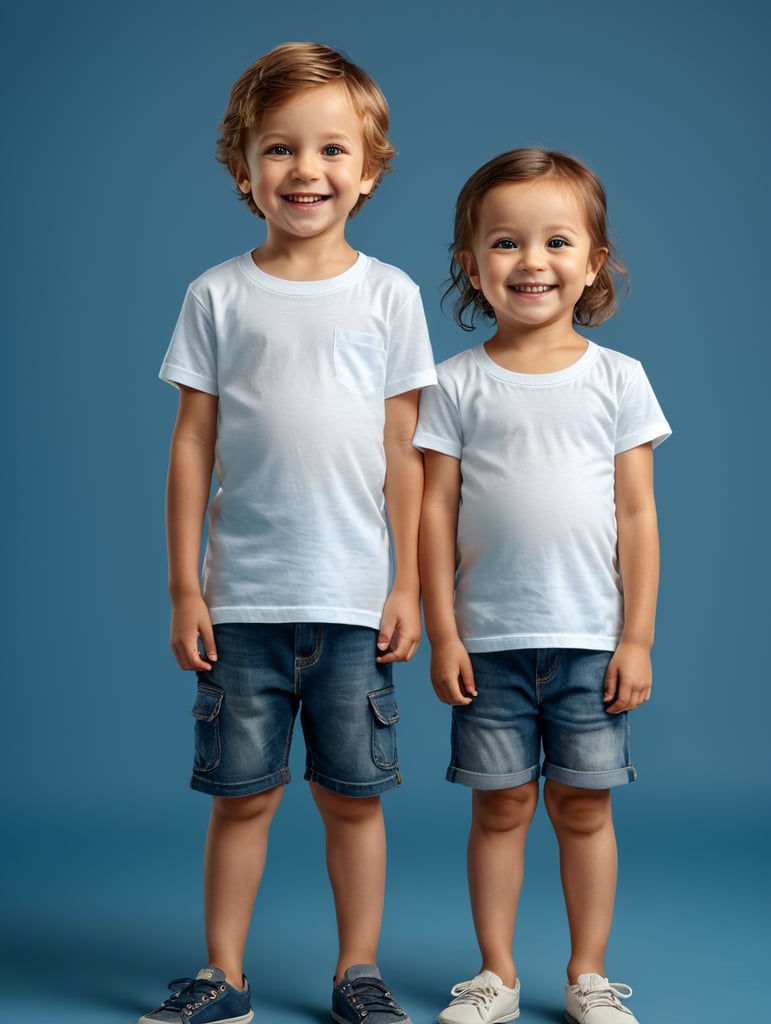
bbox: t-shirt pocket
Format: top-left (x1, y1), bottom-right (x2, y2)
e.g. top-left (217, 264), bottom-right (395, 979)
top-left (333, 329), bottom-right (386, 391)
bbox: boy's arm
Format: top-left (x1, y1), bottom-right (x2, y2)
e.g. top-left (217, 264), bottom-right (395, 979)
top-left (604, 441), bottom-right (660, 713)
top-left (166, 385), bottom-right (219, 671)
top-left (377, 390), bottom-right (424, 663)
top-left (419, 449), bottom-right (476, 705)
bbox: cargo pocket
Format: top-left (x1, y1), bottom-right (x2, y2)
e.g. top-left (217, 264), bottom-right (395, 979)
top-left (191, 679), bottom-right (223, 773)
top-left (333, 329), bottom-right (386, 391)
top-left (368, 685), bottom-right (399, 770)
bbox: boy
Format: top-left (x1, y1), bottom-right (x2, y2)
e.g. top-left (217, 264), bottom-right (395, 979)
top-left (141, 43), bottom-right (436, 1024)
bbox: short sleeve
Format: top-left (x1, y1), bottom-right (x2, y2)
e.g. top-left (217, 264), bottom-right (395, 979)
top-left (383, 288), bottom-right (437, 399)
top-left (615, 362), bottom-right (671, 454)
top-left (413, 375), bottom-right (463, 459)
top-left (159, 286), bottom-right (219, 395)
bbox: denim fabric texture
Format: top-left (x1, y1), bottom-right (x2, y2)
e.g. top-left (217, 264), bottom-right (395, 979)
top-left (448, 648), bottom-right (636, 790)
top-left (190, 623), bottom-right (400, 798)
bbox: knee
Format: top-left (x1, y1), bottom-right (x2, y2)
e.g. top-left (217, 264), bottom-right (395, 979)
top-left (211, 786), bottom-right (284, 824)
top-left (311, 785), bottom-right (382, 826)
top-left (472, 782), bottom-right (539, 833)
top-left (544, 782), bottom-right (611, 836)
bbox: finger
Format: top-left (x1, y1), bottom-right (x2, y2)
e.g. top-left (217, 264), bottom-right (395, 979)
top-left (459, 663), bottom-right (477, 698)
top-left (376, 616), bottom-right (395, 653)
top-left (199, 621), bottom-right (218, 663)
top-left (603, 664), bottom-right (618, 703)
top-left (173, 638), bottom-right (212, 672)
top-left (446, 684), bottom-right (473, 706)
top-left (377, 626), bottom-right (418, 663)
top-left (190, 649), bottom-right (213, 671)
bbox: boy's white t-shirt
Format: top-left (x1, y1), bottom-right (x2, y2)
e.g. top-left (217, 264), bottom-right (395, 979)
top-left (413, 341), bottom-right (671, 653)
top-left (161, 251), bottom-right (436, 628)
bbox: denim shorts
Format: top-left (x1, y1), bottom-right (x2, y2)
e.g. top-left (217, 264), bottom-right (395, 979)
top-left (448, 648), bottom-right (636, 791)
top-left (190, 622), bottom-right (401, 798)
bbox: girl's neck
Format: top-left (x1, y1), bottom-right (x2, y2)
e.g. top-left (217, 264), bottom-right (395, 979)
top-left (484, 324), bottom-right (588, 375)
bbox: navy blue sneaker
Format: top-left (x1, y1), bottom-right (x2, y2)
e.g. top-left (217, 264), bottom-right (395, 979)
top-left (331, 964), bottom-right (412, 1024)
top-left (138, 967), bottom-right (253, 1023)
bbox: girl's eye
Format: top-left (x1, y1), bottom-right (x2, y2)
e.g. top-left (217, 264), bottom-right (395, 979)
top-left (548, 238), bottom-right (569, 249)
top-left (492, 239), bottom-right (517, 249)
top-left (268, 145), bottom-right (290, 156)
top-left (324, 145), bottom-right (343, 156)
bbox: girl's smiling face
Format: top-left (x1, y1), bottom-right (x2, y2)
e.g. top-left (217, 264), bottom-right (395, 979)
top-left (458, 178), bottom-right (607, 339)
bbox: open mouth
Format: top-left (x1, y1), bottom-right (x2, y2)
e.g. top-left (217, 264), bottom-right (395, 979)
top-left (282, 194), bottom-right (330, 205)
top-left (510, 284), bottom-right (555, 294)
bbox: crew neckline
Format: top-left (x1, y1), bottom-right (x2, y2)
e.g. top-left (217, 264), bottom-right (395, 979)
top-left (473, 339), bottom-right (599, 387)
top-left (237, 250), bottom-right (368, 295)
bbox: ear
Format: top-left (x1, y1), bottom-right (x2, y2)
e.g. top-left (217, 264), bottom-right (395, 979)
top-left (359, 165), bottom-right (379, 198)
top-left (586, 246), bottom-right (608, 287)
top-left (457, 250), bottom-right (481, 291)
top-left (232, 159), bottom-right (251, 197)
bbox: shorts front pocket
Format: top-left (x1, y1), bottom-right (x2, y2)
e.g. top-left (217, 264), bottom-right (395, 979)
top-left (368, 685), bottom-right (399, 770)
top-left (333, 329), bottom-right (386, 391)
top-left (192, 679), bottom-right (224, 773)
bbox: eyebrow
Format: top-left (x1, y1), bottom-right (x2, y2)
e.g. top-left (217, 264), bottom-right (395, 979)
top-left (257, 128), bottom-right (357, 143)
top-left (482, 222), bottom-right (582, 238)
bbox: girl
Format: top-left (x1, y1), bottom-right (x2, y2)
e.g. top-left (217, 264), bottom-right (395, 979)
top-left (415, 149), bottom-right (670, 1024)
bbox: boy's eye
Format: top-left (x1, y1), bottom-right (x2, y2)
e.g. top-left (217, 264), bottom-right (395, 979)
top-left (492, 239), bottom-right (517, 249)
top-left (267, 144), bottom-right (290, 156)
top-left (323, 145), bottom-right (344, 156)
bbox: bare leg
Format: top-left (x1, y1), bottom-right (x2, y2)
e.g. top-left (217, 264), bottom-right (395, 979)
top-left (467, 783), bottom-right (539, 988)
top-left (204, 786), bottom-right (285, 986)
top-left (544, 781), bottom-right (617, 983)
top-left (311, 784), bottom-right (386, 983)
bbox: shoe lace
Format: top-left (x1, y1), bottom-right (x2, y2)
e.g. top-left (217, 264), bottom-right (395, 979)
top-left (449, 981), bottom-right (500, 1010)
top-left (581, 981), bottom-right (633, 1012)
top-left (157, 976), bottom-right (228, 1017)
top-left (343, 976), bottom-right (405, 1019)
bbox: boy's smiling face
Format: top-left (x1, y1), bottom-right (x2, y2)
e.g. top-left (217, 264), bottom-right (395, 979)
top-left (236, 83), bottom-right (378, 246)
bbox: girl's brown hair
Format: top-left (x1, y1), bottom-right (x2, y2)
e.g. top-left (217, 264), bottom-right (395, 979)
top-left (216, 42), bottom-right (395, 218)
top-left (446, 148), bottom-right (628, 330)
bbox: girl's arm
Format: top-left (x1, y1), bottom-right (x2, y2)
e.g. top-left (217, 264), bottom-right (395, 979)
top-left (165, 385), bottom-right (219, 671)
top-left (604, 441), bottom-right (660, 713)
top-left (377, 389), bottom-right (424, 663)
top-left (419, 449), bottom-right (476, 705)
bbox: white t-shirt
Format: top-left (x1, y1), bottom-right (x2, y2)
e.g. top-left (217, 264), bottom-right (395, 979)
top-left (161, 251), bottom-right (436, 628)
top-left (414, 341), bottom-right (671, 652)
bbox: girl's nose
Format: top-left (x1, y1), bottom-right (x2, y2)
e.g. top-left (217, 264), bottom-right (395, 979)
top-left (518, 245), bottom-right (546, 271)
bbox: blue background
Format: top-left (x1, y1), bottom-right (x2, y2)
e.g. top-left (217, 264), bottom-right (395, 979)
top-left (2, 1), bottom-right (768, 1021)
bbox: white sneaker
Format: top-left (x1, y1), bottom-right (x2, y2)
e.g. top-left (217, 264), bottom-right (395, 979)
top-left (438, 971), bottom-right (520, 1024)
top-left (564, 973), bottom-right (639, 1023)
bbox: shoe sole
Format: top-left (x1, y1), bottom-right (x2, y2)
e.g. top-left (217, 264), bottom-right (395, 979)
top-left (332, 1013), bottom-right (412, 1024)
top-left (438, 1012), bottom-right (519, 1024)
top-left (139, 1012), bottom-right (253, 1024)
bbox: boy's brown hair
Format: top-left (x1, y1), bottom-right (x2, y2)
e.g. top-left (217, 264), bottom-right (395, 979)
top-left (216, 42), bottom-right (396, 218)
top-left (447, 148), bottom-right (629, 329)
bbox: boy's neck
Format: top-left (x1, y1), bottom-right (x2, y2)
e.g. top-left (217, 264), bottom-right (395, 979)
top-left (250, 234), bottom-right (360, 282)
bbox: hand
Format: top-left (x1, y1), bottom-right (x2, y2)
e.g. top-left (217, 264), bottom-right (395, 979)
top-left (430, 637), bottom-right (477, 706)
top-left (604, 641), bottom-right (652, 714)
top-left (376, 589), bottom-right (421, 663)
top-left (170, 593), bottom-right (217, 671)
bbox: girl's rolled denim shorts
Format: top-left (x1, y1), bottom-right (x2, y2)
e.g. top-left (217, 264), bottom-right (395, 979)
top-left (448, 648), bottom-right (636, 790)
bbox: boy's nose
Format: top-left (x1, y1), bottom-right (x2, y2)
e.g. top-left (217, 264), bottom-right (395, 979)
top-left (291, 153), bottom-right (320, 180)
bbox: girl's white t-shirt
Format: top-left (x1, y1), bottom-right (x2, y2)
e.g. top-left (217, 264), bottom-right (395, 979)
top-left (161, 251), bottom-right (436, 628)
top-left (413, 341), bottom-right (671, 652)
